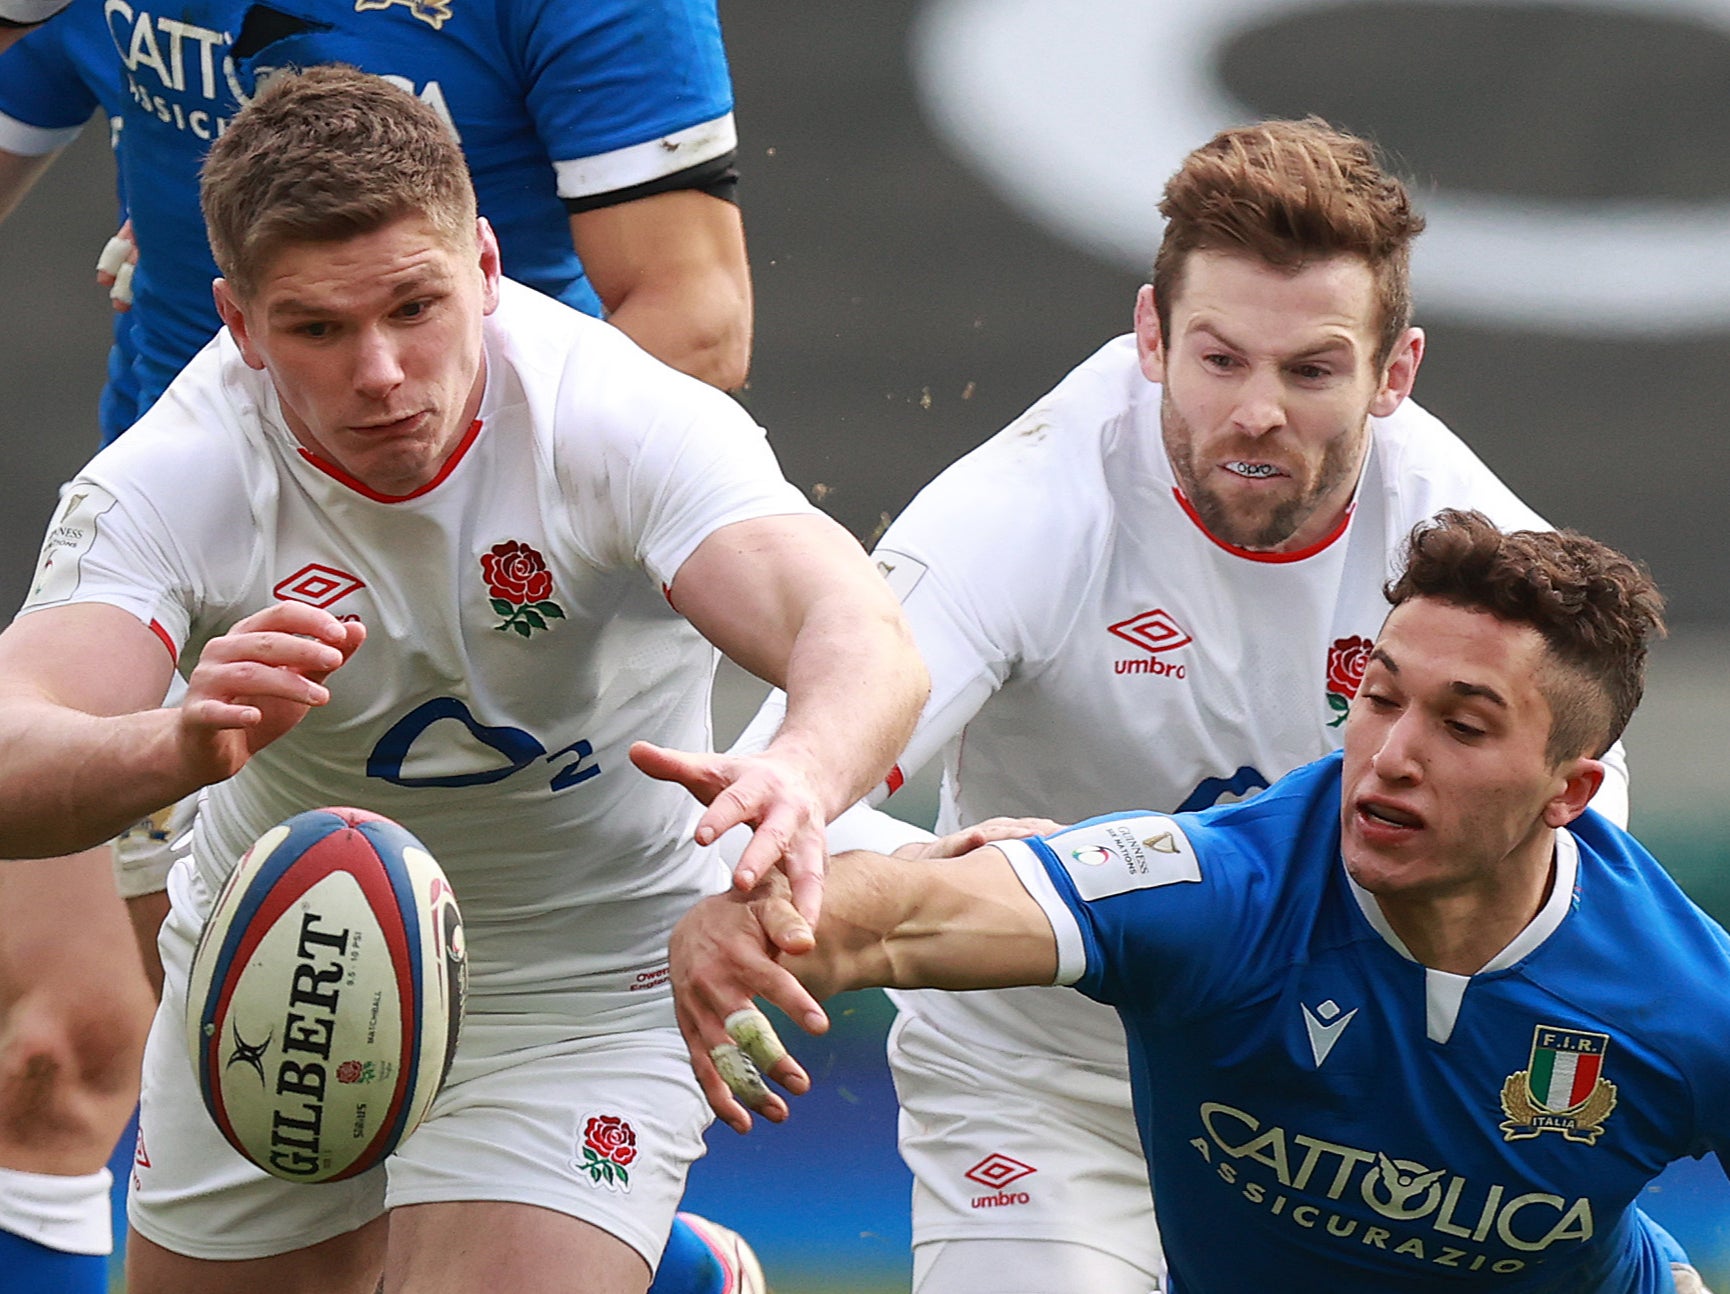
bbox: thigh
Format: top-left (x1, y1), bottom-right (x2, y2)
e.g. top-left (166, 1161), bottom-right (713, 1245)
top-left (889, 1011), bottom-right (1164, 1281)
top-left (0, 846), bottom-right (148, 1030)
top-left (913, 1238), bottom-right (1164, 1294)
top-left (386, 1200), bottom-right (650, 1294)
top-left (0, 846), bottom-right (135, 977)
top-left (128, 866), bottom-right (387, 1261)
top-left (385, 1019), bottom-right (710, 1274)
top-left (126, 1215), bottom-right (387, 1294)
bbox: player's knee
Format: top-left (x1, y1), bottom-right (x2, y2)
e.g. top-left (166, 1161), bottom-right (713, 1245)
top-left (70, 983), bottom-right (154, 1093)
top-left (0, 986), bottom-right (151, 1144)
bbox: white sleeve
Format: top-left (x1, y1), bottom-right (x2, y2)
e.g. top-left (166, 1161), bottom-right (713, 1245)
top-left (629, 403), bottom-right (815, 589)
top-left (996, 838), bottom-right (1085, 986)
top-left (0, 0), bottom-right (68, 23)
top-left (727, 688), bottom-right (783, 759)
top-left (827, 801), bottom-right (935, 854)
top-left (718, 536), bottom-right (1010, 865)
top-left (726, 431), bottom-right (1087, 861)
top-left (551, 334), bottom-right (815, 589)
top-left (18, 476), bottom-right (194, 654)
top-left (856, 544), bottom-right (1015, 804)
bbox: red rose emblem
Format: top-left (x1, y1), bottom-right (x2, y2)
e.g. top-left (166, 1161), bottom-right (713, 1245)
top-left (1326, 635), bottom-right (1374, 699)
top-left (482, 541), bottom-right (554, 605)
top-left (336, 1060), bottom-right (364, 1084)
top-left (584, 1115), bottom-right (637, 1167)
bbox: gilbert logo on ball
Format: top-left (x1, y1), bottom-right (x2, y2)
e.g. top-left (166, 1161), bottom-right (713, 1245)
top-left (185, 807), bottom-right (466, 1182)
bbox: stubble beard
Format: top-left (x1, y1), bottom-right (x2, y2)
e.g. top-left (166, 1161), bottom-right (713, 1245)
top-left (1161, 391), bottom-right (1368, 552)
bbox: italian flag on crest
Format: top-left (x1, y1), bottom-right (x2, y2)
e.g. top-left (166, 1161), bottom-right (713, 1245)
top-left (1499, 1024), bottom-right (1618, 1144)
top-left (1529, 1037), bottom-right (1604, 1110)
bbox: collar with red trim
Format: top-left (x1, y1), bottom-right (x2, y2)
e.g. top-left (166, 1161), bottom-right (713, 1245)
top-left (296, 419), bottom-right (485, 503)
top-left (1170, 487), bottom-right (1354, 564)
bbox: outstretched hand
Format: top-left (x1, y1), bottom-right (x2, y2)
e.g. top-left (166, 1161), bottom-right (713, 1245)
top-left (668, 877), bottom-right (829, 1133)
top-left (892, 815), bottom-right (1062, 861)
top-left (177, 601), bottom-right (364, 786)
top-left (630, 741), bottom-right (832, 926)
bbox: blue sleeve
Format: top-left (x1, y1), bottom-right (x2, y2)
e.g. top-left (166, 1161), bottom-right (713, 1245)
top-left (1027, 756), bottom-right (1346, 1018)
top-left (513, 0), bottom-right (735, 200)
top-left (1567, 810), bottom-right (1730, 1166)
top-left (1027, 810), bottom-right (1251, 1012)
top-left (0, 7), bottom-right (97, 134)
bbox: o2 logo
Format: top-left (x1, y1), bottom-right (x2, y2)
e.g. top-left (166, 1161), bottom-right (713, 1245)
top-left (1176, 765), bottom-right (1270, 814)
top-left (365, 697), bottom-right (599, 791)
top-left (912, 0), bottom-right (1730, 333)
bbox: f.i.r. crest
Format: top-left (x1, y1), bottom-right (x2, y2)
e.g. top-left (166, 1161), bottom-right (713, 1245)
top-left (353, 0), bottom-right (455, 31)
top-left (1500, 1025), bottom-right (1618, 1144)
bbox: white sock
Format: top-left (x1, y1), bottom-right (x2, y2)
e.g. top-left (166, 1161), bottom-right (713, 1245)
top-left (0, 1165), bottom-right (113, 1255)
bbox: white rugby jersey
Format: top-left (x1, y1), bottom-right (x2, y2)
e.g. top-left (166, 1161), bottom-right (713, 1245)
top-left (21, 279), bottom-right (813, 1027)
top-left (743, 334), bottom-right (1620, 1067)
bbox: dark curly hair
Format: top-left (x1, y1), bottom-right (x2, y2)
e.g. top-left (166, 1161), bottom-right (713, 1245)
top-left (1385, 510), bottom-right (1665, 763)
top-left (1153, 117), bottom-right (1424, 368)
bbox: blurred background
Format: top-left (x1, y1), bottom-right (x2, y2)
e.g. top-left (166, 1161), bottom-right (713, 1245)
top-left (3, 0), bottom-right (1727, 1288)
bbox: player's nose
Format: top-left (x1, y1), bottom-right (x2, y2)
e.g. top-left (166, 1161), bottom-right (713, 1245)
top-left (1369, 712), bottom-right (1424, 784)
top-left (352, 327), bottom-right (405, 398)
top-left (1227, 367), bottom-right (1285, 436)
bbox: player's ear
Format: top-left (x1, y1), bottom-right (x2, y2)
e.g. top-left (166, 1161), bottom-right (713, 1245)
top-left (1134, 284), bottom-right (1166, 384)
top-left (1369, 327), bottom-right (1424, 417)
top-left (476, 217), bottom-right (502, 316)
top-left (1542, 756), bottom-right (1604, 829)
top-left (212, 278), bottom-right (267, 371)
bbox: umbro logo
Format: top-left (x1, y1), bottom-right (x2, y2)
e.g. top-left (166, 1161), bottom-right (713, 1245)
top-left (1109, 609), bottom-right (1192, 679)
top-left (965, 1153), bottom-right (1036, 1190)
top-left (965, 1153), bottom-right (1036, 1210)
top-left (1302, 999), bottom-right (1358, 1068)
top-left (274, 563), bottom-right (365, 609)
top-left (1107, 608), bottom-right (1192, 654)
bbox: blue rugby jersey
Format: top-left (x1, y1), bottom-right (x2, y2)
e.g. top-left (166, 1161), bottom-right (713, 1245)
top-left (1004, 752), bottom-right (1730, 1292)
top-left (0, 0), bottom-right (142, 440)
top-left (0, 0), bottom-right (735, 436)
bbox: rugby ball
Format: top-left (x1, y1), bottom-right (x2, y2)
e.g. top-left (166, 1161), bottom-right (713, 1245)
top-left (185, 807), bottom-right (466, 1183)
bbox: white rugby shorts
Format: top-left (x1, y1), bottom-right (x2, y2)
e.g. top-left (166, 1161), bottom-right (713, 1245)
top-left (129, 859), bottom-right (710, 1266)
top-left (114, 675), bottom-right (196, 899)
top-left (888, 1009), bottom-right (1167, 1287)
top-left (113, 792), bottom-right (196, 899)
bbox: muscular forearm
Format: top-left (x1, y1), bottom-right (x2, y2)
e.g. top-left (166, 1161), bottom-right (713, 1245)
top-left (0, 701), bottom-right (199, 857)
top-left (671, 836), bottom-right (1056, 1132)
top-left (768, 598), bottom-right (927, 822)
top-left (656, 515), bottom-right (929, 919)
top-left (788, 846), bottom-right (1056, 999)
top-left (0, 600), bottom-right (361, 857)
